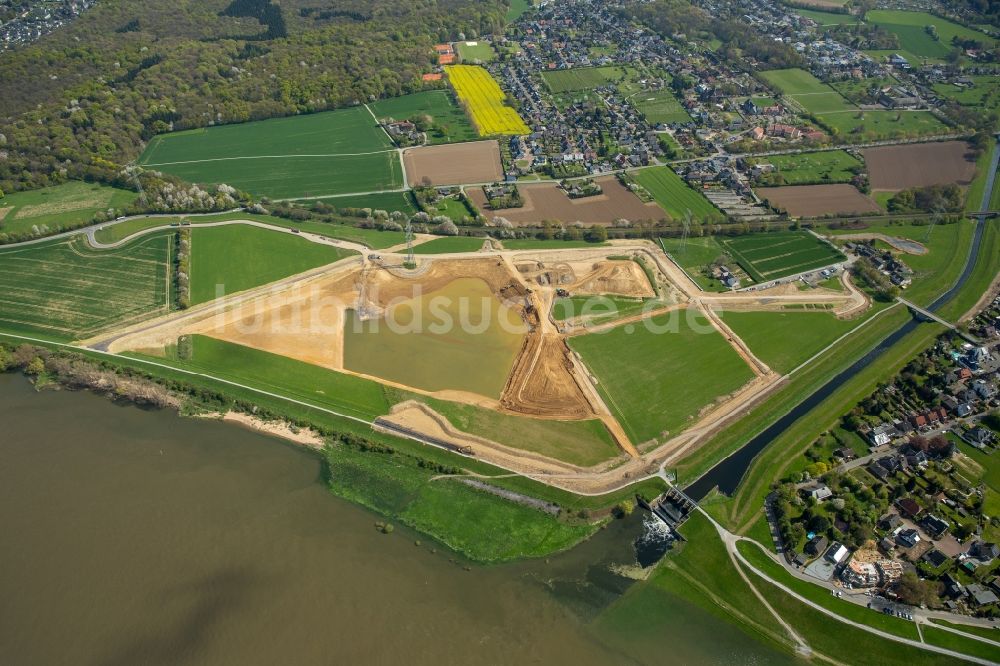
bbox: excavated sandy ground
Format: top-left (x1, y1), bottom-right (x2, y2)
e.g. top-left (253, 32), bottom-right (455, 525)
top-left (94, 241), bottom-right (879, 491)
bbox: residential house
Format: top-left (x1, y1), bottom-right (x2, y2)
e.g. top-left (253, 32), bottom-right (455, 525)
top-left (896, 528), bottom-right (921, 548)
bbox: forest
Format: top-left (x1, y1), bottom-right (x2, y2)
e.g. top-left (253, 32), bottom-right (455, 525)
top-left (0, 0), bottom-right (511, 194)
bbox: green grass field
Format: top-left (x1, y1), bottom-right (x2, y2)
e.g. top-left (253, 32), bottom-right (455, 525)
top-left (0, 234), bottom-right (170, 339)
top-left (138, 106), bottom-right (402, 199)
top-left (761, 68), bottom-right (946, 140)
top-left (865, 10), bottom-right (994, 61)
top-left (631, 167), bottom-right (721, 221)
top-left (631, 90), bottom-right (691, 125)
top-left (415, 395), bottom-right (621, 467)
top-left (932, 75), bottom-right (1000, 108)
top-left (570, 309), bottom-right (755, 445)
top-left (318, 191), bottom-right (417, 215)
top-left (455, 40), bottom-right (496, 63)
top-left (552, 295), bottom-right (649, 322)
top-left (722, 309), bottom-right (881, 375)
top-left (189, 225), bottom-right (352, 304)
top-left (93, 213), bottom-right (406, 249)
top-left (659, 236), bottom-right (730, 292)
top-left (506, 0), bottom-right (532, 21)
top-left (718, 231), bottom-right (845, 282)
top-left (760, 68), bottom-right (835, 95)
top-left (0, 182), bottom-right (137, 238)
top-left (818, 110), bottom-right (947, 140)
top-left (369, 91), bottom-right (477, 145)
top-left (593, 512), bottom-right (799, 663)
top-left (760, 150), bottom-right (863, 185)
top-left (411, 236), bottom-right (488, 254)
top-left (325, 444), bottom-right (597, 563)
top-left (541, 66), bottom-right (624, 93)
top-left (181, 335), bottom-right (393, 420)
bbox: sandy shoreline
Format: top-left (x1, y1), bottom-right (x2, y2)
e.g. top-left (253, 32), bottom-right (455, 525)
top-left (203, 411), bottom-right (326, 449)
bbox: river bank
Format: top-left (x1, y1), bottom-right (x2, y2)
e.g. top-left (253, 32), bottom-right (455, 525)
top-left (0, 372), bottom-right (801, 665)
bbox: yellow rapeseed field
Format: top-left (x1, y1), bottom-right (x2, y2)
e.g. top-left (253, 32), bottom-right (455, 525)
top-left (445, 65), bottom-right (529, 136)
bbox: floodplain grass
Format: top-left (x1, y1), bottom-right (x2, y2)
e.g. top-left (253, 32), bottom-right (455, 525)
top-left (631, 166), bottom-right (722, 221)
top-left (138, 105), bottom-right (401, 199)
top-left (189, 225), bottom-right (353, 304)
top-left (541, 66), bottom-right (623, 93)
top-left (739, 558), bottom-right (962, 666)
top-left (368, 91), bottom-right (477, 145)
top-left (594, 511), bottom-right (797, 663)
top-left (445, 65), bottom-right (530, 136)
top-left (865, 10), bottom-right (995, 60)
top-left (630, 90), bottom-right (691, 125)
top-left (717, 231), bottom-right (845, 282)
top-left (721, 308), bottom-right (881, 374)
top-left (0, 182), bottom-right (137, 237)
top-left (760, 150), bottom-right (863, 185)
top-left (919, 625), bottom-right (1000, 662)
top-left (569, 309), bottom-right (756, 445)
top-left (414, 394), bottom-right (622, 467)
top-left (500, 238), bottom-right (609, 250)
top-left (324, 444), bottom-right (598, 563)
top-left (0, 234), bottom-right (170, 339)
top-left (182, 336), bottom-right (393, 420)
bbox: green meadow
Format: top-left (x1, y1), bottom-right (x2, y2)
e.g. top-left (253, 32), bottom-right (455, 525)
top-left (865, 10), bottom-right (994, 61)
top-left (0, 182), bottom-right (136, 238)
top-left (759, 150), bottom-right (863, 185)
top-left (189, 225), bottom-right (352, 304)
top-left (138, 105), bottom-right (402, 199)
top-left (369, 91), bottom-right (478, 145)
top-left (542, 66), bottom-right (624, 93)
top-left (632, 167), bottom-right (721, 221)
top-left (570, 309), bottom-right (755, 445)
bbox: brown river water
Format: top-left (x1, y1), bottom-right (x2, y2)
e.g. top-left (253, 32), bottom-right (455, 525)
top-left (0, 374), bottom-right (795, 665)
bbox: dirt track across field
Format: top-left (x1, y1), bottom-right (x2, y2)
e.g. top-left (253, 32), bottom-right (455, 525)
top-left (758, 184), bottom-right (881, 218)
top-left (403, 140), bottom-right (503, 187)
top-left (467, 176), bottom-right (664, 225)
top-left (863, 141), bottom-right (977, 192)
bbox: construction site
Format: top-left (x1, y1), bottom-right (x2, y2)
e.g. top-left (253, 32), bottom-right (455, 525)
top-left (90, 228), bottom-right (871, 494)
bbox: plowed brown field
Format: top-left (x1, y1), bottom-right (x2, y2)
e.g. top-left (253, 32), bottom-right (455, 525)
top-left (403, 140), bottom-right (503, 187)
top-left (758, 184), bottom-right (881, 217)
top-left (863, 141), bottom-right (977, 191)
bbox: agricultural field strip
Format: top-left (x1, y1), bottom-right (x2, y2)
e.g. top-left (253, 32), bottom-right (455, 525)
top-left (0, 235), bottom-right (170, 336)
top-left (143, 149), bottom-right (399, 167)
top-left (718, 234), bottom-right (843, 280)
